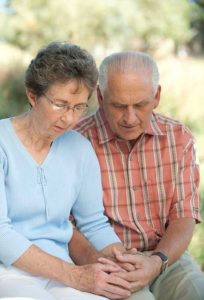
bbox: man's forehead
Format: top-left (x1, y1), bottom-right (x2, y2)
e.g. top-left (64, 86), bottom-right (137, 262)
top-left (106, 71), bottom-right (152, 90)
top-left (104, 71), bottom-right (154, 95)
top-left (107, 68), bottom-right (152, 80)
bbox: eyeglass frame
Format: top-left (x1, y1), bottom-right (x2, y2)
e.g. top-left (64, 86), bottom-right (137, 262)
top-left (42, 93), bottom-right (89, 115)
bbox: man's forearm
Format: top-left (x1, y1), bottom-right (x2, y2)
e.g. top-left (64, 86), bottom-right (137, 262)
top-left (69, 228), bottom-right (102, 264)
top-left (69, 228), bottom-right (125, 264)
top-left (153, 218), bottom-right (195, 265)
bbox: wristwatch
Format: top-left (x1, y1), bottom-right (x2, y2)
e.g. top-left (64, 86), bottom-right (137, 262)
top-left (151, 251), bottom-right (168, 274)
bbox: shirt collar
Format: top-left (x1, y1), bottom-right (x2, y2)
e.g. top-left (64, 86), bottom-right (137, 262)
top-left (95, 108), bottom-right (165, 145)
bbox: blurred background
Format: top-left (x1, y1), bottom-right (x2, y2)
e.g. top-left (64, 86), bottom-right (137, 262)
top-left (0, 0), bottom-right (204, 268)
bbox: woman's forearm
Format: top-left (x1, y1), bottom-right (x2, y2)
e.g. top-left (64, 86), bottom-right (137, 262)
top-left (13, 244), bottom-right (131, 298)
top-left (13, 244), bottom-right (77, 286)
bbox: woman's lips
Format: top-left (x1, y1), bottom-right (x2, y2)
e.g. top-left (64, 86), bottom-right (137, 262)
top-left (54, 125), bottom-right (67, 132)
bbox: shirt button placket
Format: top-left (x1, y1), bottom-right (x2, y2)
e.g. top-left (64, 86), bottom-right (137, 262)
top-left (132, 185), bottom-right (137, 191)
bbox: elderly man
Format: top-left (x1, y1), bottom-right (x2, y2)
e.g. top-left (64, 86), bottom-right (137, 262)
top-left (72, 51), bottom-right (204, 300)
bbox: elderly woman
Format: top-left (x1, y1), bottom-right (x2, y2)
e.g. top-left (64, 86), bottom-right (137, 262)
top-left (0, 42), bottom-right (131, 300)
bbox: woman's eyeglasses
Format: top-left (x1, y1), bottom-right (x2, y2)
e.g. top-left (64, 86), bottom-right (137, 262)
top-left (43, 93), bottom-right (88, 115)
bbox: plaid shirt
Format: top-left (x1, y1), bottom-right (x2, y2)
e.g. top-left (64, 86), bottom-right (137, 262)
top-left (76, 108), bottom-right (201, 251)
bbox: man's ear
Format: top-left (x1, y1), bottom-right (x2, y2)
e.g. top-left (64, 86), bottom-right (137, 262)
top-left (97, 85), bottom-right (103, 107)
top-left (154, 85), bottom-right (161, 109)
top-left (26, 89), bottom-right (37, 108)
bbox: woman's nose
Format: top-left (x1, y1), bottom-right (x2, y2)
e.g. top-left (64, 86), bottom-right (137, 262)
top-left (60, 109), bottom-right (75, 124)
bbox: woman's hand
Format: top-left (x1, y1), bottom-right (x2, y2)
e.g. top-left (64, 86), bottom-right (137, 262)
top-left (68, 258), bottom-right (131, 299)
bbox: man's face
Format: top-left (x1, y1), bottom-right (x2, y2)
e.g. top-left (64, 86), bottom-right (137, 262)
top-left (98, 72), bottom-right (161, 141)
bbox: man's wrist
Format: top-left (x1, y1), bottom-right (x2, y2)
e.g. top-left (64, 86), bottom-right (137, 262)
top-left (151, 251), bottom-right (169, 274)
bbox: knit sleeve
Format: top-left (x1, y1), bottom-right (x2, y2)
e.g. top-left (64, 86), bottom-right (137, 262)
top-left (0, 150), bottom-right (32, 266)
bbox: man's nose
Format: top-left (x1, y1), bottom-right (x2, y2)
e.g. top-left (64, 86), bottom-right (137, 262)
top-left (123, 106), bottom-right (138, 124)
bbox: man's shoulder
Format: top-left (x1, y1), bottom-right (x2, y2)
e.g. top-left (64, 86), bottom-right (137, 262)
top-left (75, 113), bottom-right (97, 135)
top-left (154, 112), bottom-right (194, 138)
top-left (155, 112), bottom-right (183, 126)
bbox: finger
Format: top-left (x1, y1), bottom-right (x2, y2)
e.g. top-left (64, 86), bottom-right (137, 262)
top-left (112, 247), bottom-right (124, 258)
top-left (130, 280), bottom-right (144, 293)
top-left (108, 274), bottom-right (131, 290)
top-left (114, 250), bottom-right (143, 265)
top-left (118, 262), bottom-right (135, 271)
top-left (101, 289), bottom-right (131, 300)
top-left (99, 263), bottom-right (122, 273)
top-left (114, 247), bottom-right (138, 256)
top-left (98, 257), bottom-right (120, 268)
top-left (104, 283), bottom-right (131, 299)
top-left (113, 271), bottom-right (129, 280)
top-left (113, 269), bottom-right (143, 283)
top-left (111, 271), bottom-right (136, 283)
top-left (127, 248), bottom-right (138, 254)
top-left (114, 249), bottom-right (135, 262)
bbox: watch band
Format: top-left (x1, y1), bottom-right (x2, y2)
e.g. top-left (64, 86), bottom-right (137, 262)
top-left (151, 251), bottom-right (168, 274)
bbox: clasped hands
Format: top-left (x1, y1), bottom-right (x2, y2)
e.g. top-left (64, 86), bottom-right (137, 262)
top-left (94, 248), bottom-right (162, 299)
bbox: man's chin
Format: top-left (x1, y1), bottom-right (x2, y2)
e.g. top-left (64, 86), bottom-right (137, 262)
top-left (116, 131), bottom-right (142, 141)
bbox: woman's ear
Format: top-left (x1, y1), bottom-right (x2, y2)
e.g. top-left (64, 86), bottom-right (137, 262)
top-left (26, 89), bottom-right (37, 108)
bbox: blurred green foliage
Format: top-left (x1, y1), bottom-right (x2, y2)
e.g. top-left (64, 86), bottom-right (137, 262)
top-left (0, 0), bottom-right (201, 54)
top-left (0, 65), bottom-right (28, 118)
top-left (0, 0), bottom-right (204, 269)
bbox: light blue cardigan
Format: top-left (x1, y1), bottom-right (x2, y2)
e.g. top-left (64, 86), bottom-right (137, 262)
top-left (0, 118), bottom-right (120, 266)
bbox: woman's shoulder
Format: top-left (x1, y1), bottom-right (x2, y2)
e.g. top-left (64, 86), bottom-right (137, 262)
top-left (0, 118), bottom-right (11, 141)
top-left (55, 130), bottom-right (96, 166)
top-left (0, 118), bottom-right (10, 129)
top-left (0, 119), bottom-right (11, 163)
top-left (57, 129), bottom-right (94, 153)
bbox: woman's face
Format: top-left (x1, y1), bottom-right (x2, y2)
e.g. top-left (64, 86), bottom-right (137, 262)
top-left (28, 80), bottom-right (90, 141)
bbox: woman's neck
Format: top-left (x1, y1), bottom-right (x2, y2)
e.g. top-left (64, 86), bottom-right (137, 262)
top-left (12, 111), bottom-right (52, 152)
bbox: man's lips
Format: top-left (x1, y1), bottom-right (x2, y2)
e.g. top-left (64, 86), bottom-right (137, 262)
top-left (120, 124), bottom-right (138, 129)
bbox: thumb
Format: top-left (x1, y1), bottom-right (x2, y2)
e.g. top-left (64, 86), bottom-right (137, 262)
top-left (128, 248), bottom-right (138, 255)
top-left (112, 247), bottom-right (124, 257)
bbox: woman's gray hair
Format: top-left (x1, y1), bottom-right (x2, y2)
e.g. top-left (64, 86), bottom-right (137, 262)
top-left (99, 51), bottom-right (159, 95)
top-left (25, 41), bottom-right (98, 98)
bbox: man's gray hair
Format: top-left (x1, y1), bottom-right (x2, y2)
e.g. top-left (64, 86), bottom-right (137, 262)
top-left (99, 51), bottom-right (159, 95)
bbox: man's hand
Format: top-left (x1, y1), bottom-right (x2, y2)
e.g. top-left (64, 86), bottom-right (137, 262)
top-left (108, 249), bottom-right (162, 293)
top-left (112, 247), bottom-right (138, 272)
top-left (101, 245), bottom-right (138, 272)
top-left (69, 258), bottom-right (131, 299)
